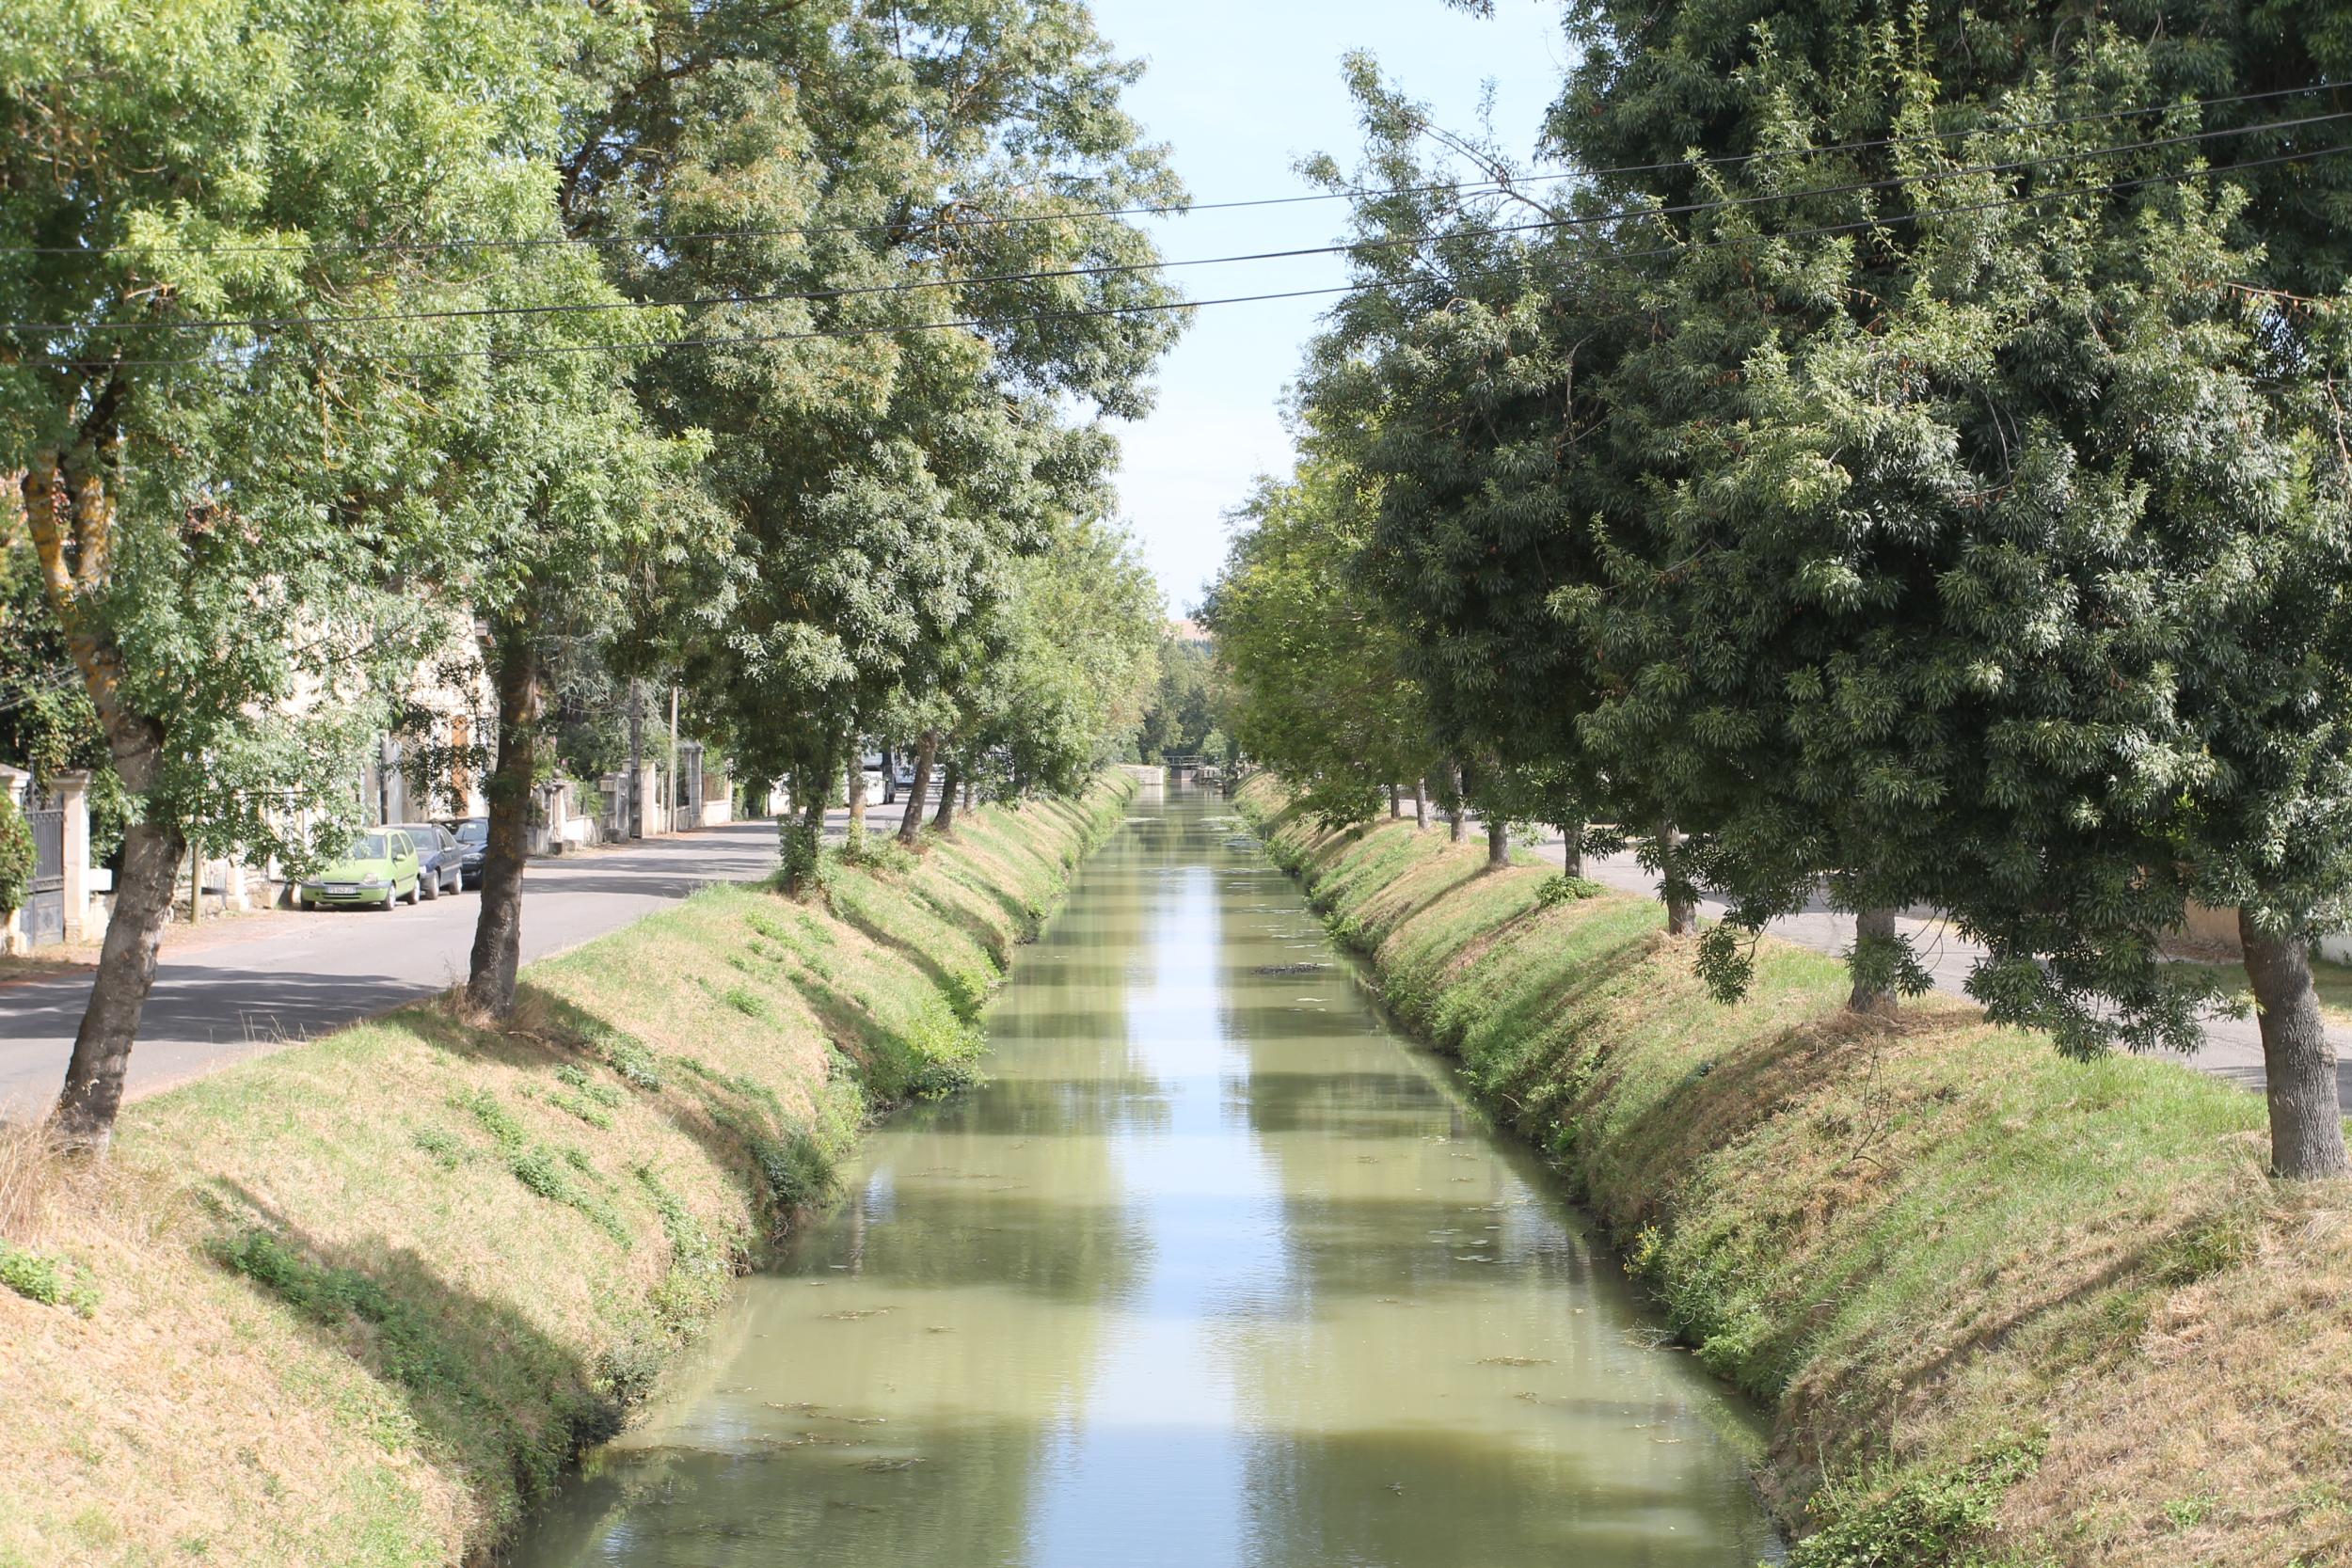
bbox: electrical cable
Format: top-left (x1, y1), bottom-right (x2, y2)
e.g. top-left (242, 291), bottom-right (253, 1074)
top-left (0, 81), bottom-right (2340, 261)
top-left (10, 105), bottom-right (2345, 339)
top-left (18, 139), bottom-right (2346, 370)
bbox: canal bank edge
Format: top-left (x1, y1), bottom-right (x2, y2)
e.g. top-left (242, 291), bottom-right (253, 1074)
top-left (1235, 777), bottom-right (2352, 1568)
top-left (0, 773), bottom-right (1136, 1568)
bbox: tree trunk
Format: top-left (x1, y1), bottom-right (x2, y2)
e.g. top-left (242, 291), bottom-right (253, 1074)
top-left (1849, 905), bottom-right (1900, 1017)
top-left (845, 752), bottom-right (867, 847)
top-left (1659, 821), bottom-right (1694, 935)
top-left (782, 771), bottom-right (828, 897)
top-left (2239, 912), bottom-right (2350, 1180)
top-left (1390, 784), bottom-right (1402, 819)
top-left (898, 730), bottom-right (938, 846)
top-left (1559, 821), bottom-right (1583, 878)
top-left (1486, 815), bottom-right (1510, 870)
top-left (932, 757), bottom-right (963, 832)
top-left (464, 631), bottom-right (539, 1019)
top-left (1414, 778), bottom-right (1429, 831)
top-left (25, 436), bottom-right (188, 1148)
top-left (53, 719), bottom-right (183, 1147)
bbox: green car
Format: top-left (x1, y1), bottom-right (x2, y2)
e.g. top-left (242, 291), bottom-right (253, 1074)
top-left (296, 829), bottom-right (424, 911)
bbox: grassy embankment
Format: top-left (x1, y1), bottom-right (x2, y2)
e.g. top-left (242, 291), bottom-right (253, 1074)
top-left (0, 775), bottom-right (1135, 1568)
top-left (1239, 776), bottom-right (2351, 1568)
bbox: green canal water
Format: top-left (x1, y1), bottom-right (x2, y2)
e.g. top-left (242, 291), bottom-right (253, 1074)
top-left (510, 784), bottom-right (1780, 1567)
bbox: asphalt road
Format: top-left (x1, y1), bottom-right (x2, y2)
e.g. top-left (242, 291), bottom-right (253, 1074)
top-left (1490, 820), bottom-right (2352, 1106)
top-left (0, 804), bottom-right (913, 1118)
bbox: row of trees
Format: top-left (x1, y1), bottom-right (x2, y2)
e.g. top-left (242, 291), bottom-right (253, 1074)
top-left (2, 0), bottom-right (1175, 1147)
top-left (1208, 0), bottom-right (2352, 1178)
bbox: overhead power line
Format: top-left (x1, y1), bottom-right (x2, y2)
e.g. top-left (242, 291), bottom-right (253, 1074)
top-left (0, 81), bottom-right (2340, 262)
top-left (9, 106), bottom-right (2345, 339)
top-left (24, 140), bottom-right (2344, 372)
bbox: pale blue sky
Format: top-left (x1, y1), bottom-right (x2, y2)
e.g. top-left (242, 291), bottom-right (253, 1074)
top-left (1086, 0), bottom-right (1574, 611)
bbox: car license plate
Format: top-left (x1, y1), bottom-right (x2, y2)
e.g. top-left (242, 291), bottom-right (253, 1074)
top-left (326, 883), bottom-right (356, 895)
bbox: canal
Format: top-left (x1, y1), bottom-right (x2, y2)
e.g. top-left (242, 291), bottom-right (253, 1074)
top-left (511, 784), bottom-right (1779, 1567)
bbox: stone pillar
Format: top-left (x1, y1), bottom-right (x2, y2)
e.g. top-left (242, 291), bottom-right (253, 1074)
top-left (601, 772), bottom-right (628, 842)
top-left (637, 758), bottom-right (662, 835)
top-left (52, 770), bottom-right (91, 939)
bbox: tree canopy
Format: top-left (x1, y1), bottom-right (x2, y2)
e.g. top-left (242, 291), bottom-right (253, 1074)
top-left (1211, 2), bottom-right (2352, 1178)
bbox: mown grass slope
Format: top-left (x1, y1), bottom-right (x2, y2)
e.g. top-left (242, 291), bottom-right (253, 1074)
top-left (0, 776), bottom-right (1133, 1568)
top-left (1241, 777), bottom-right (2352, 1568)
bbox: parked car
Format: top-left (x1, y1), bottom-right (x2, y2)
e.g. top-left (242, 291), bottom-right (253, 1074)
top-left (452, 816), bottom-right (489, 887)
top-left (390, 822), bottom-right (466, 898)
top-left (296, 829), bottom-right (422, 911)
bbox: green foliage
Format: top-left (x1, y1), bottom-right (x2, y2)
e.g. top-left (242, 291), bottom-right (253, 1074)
top-left (547, 1091), bottom-right (614, 1131)
top-left (0, 1239), bottom-right (96, 1317)
top-left (213, 1229), bottom-right (457, 1391)
top-left (1787, 1439), bottom-right (2047, 1568)
top-left (716, 984), bottom-right (770, 1022)
top-left (1217, 1), bottom-right (2352, 1173)
top-left (1200, 462), bottom-right (1437, 823)
top-left (580, 1027), bottom-right (663, 1093)
top-left (634, 1166), bottom-right (733, 1333)
top-left (453, 1088), bottom-right (629, 1243)
top-left (832, 833), bottom-right (917, 877)
top-left (1135, 636), bottom-right (1230, 764)
top-left (958, 514), bottom-right (1168, 799)
top-left (1534, 874), bottom-right (1604, 909)
top-left (554, 1065), bottom-right (623, 1109)
top-left (410, 1126), bottom-right (469, 1170)
top-left (565, 3), bottom-right (1184, 814)
top-left (0, 794), bottom-right (32, 917)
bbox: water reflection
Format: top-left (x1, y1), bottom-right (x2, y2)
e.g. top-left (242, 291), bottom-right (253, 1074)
top-left (510, 786), bottom-right (1778, 1567)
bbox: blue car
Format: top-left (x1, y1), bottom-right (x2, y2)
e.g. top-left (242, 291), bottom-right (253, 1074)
top-left (451, 817), bottom-right (490, 887)
top-left (389, 822), bottom-right (467, 899)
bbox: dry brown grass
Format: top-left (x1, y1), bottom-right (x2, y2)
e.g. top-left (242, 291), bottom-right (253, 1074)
top-left (0, 778), bottom-right (1131, 1568)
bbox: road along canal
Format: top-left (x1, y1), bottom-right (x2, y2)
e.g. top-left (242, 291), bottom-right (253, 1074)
top-left (508, 784), bottom-right (1779, 1567)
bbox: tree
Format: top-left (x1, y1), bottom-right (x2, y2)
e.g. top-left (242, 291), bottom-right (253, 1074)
top-left (1135, 637), bottom-right (1227, 763)
top-left (1545, 0), bottom-right (2352, 1172)
top-left (1201, 451), bottom-right (1438, 827)
top-left (1, 0), bottom-right (594, 1145)
top-left (557, 0), bottom-right (1184, 894)
top-left (438, 259), bottom-right (716, 1018)
top-left (1293, 59), bottom-right (1644, 876)
top-left (952, 508), bottom-right (1163, 806)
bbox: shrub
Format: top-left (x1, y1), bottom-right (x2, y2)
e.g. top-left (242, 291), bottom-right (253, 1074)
top-left (0, 794), bottom-right (32, 918)
top-left (0, 1239), bottom-right (96, 1317)
top-left (554, 1065), bottom-right (624, 1108)
top-left (1534, 873), bottom-right (1605, 909)
top-left (832, 833), bottom-right (916, 876)
top-left (1788, 1438), bottom-right (2047, 1568)
top-left (410, 1126), bottom-right (469, 1169)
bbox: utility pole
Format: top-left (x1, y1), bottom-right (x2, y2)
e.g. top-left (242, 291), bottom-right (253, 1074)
top-left (627, 677), bottom-right (644, 839)
top-left (667, 684), bottom-right (679, 831)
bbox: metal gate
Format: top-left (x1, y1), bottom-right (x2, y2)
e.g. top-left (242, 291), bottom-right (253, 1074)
top-left (20, 783), bottom-right (64, 946)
